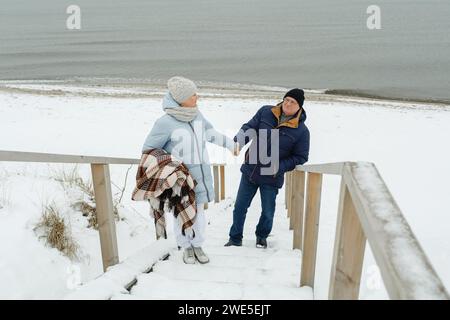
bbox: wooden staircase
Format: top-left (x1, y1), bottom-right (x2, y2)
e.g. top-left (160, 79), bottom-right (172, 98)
top-left (1, 150), bottom-right (449, 300)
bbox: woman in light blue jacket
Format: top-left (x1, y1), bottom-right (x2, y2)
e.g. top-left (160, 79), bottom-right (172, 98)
top-left (142, 76), bottom-right (237, 264)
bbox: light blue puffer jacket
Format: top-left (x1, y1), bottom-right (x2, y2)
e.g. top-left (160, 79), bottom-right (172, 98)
top-left (142, 93), bottom-right (234, 204)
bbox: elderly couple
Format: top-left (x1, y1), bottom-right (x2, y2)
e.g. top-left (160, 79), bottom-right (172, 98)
top-left (142, 76), bottom-right (310, 264)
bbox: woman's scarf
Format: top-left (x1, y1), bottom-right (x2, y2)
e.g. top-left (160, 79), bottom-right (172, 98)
top-left (165, 106), bottom-right (198, 122)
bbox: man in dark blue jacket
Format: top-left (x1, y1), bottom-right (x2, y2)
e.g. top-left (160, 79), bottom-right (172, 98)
top-left (225, 88), bottom-right (310, 248)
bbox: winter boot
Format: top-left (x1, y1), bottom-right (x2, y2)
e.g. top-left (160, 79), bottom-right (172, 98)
top-left (256, 237), bottom-right (267, 249)
top-left (192, 246), bottom-right (210, 264)
top-left (224, 239), bottom-right (242, 247)
top-left (183, 247), bottom-right (196, 264)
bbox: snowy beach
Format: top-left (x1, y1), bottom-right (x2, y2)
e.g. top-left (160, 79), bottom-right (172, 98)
top-left (1, 83), bottom-right (450, 299)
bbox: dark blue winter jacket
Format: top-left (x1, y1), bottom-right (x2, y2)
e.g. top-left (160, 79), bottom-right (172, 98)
top-left (234, 103), bottom-right (310, 188)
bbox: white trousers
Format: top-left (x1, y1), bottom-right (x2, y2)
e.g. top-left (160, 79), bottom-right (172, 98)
top-left (173, 204), bottom-right (206, 249)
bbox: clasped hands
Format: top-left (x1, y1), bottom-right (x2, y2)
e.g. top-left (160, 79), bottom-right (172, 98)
top-left (232, 142), bottom-right (240, 156)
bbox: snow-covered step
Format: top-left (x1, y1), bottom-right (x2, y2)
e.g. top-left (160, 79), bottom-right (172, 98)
top-left (204, 228), bottom-right (290, 241)
top-left (193, 253), bottom-right (266, 269)
top-left (119, 229), bottom-right (306, 300)
top-left (148, 261), bottom-right (299, 287)
top-left (204, 234), bottom-right (294, 249)
top-left (200, 244), bottom-right (294, 259)
top-left (117, 200), bottom-right (309, 299)
top-left (112, 273), bottom-right (313, 300)
top-left (118, 233), bottom-right (307, 298)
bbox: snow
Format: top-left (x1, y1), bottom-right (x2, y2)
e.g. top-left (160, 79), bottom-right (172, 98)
top-left (1, 83), bottom-right (450, 299)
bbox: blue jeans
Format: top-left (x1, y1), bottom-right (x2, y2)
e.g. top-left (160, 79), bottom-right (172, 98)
top-left (229, 174), bottom-right (279, 242)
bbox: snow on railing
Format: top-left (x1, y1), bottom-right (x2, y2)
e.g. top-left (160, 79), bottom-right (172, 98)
top-left (285, 161), bottom-right (449, 300)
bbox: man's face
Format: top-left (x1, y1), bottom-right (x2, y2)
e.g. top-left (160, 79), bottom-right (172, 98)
top-left (282, 96), bottom-right (300, 116)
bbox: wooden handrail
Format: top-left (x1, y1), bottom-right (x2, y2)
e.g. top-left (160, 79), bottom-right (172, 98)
top-left (296, 162), bottom-right (345, 175)
top-left (0, 150), bottom-right (140, 164)
top-left (286, 161), bottom-right (450, 300)
top-left (1, 150), bottom-right (226, 273)
top-left (0, 150), bottom-right (226, 166)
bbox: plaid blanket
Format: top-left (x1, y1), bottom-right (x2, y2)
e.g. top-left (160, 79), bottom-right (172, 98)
top-left (131, 148), bottom-right (197, 239)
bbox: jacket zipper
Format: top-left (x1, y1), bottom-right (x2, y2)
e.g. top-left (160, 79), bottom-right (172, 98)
top-left (188, 122), bottom-right (211, 202)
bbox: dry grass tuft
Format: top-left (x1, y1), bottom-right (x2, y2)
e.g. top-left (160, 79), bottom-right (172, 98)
top-left (34, 203), bottom-right (80, 260)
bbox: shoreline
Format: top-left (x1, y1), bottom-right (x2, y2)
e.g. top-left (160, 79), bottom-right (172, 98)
top-left (0, 79), bottom-right (449, 112)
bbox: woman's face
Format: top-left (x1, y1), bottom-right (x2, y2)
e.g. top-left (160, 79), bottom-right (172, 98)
top-left (282, 96), bottom-right (300, 116)
top-left (181, 93), bottom-right (198, 108)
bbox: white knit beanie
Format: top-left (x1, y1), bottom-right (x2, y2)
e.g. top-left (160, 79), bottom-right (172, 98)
top-left (167, 76), bottom-right (198, 104)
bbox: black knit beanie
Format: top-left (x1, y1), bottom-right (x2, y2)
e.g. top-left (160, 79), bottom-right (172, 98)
top-left (284, 88), bottom-right (305, 107)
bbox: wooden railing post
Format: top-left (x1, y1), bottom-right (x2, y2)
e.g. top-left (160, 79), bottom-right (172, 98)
top-left (288, 173), bottom-right (296, 230)
top-left (300, 172), bottom-right (323, 287)
top-left (329, 178), bottom-right (366, 299)
top-left (285, 171), bottom-right (291, 211)
top-left (91, 164), bottom-right (119, 272)
top-left (287, 172), bottom-right (293, 219)
top-left (291, 171), bottom-right (306, 250)
top-left (291, 170), bottom-right (305, 250)
top-left (213, 165), bottom-right (220, 203)
top-left (220, 165), bottom-right (225, 200)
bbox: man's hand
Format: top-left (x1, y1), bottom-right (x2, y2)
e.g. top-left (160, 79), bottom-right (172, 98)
top-left (233, 142), bottom-right (240, 156)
